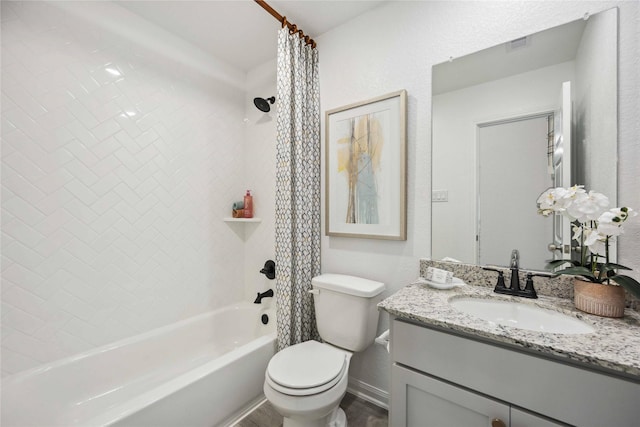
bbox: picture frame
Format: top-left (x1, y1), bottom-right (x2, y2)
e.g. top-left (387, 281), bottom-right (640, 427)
top-left (325, 90), bottom-right (407, 240)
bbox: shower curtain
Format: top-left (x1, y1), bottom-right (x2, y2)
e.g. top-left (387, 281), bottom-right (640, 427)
top-left (274, 27), bottom-right (321, 351)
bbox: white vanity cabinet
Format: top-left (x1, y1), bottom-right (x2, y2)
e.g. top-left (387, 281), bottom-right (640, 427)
top-left (392, 364), bottom-right (559, 426)
top-left (389, 318), bottom-right (640, 427)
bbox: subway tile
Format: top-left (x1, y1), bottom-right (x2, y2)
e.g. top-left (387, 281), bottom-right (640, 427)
top-left (64, 179), bottom-right (98, 205)
top-left (48, 289), bottom-right (95, 322)
top-left (33, 168), bottom-right (74, 194)
top-left (63, 161), bottom-right (99, 187)
top-left (66, 99), bottom-right (100, 129)
top-left (2, 151), bottom-right (46, 182)
top-left (114, 130), bottom-right (139, 154)
top-left (2, 195), bottom-right (46, 226)
top-left (1, 171), bottom-right (47, 206)
top-left (114, 112), bottom-right (142, 139)
top-left (1, 330), bottom-right (49, 363)
top-left (0, 348), bottom-right (39, 377)
top-left (37, 106), bottom-right (75, 131)
top-left (3, 218), bottom-right (46, 248)
top-left (38, 188), bottom-right (75, 216)
top-left (64, 139), bottom-right (99, 167)
top-left (2, 76), bottom-right (48, 119)
top-left (89, 227), bottom-right (121, 253)
top-left (34, 270), bottom-right (73, 300)
top-left (63, 197), bottom-right (100, 224)
top-left (61, 317), bottom-right (102, 346)
top-left (61, 217), bottom-right (99, 244)
top-left (2, 263), bottom-right (45, 294)
top-left (91, 118), bottom-right (121, 141)
top-left (33, 248), bottom-right (74, 278)
top-left (32, 208), bottom-right (74, 236)
top-left (1, 1), bottom-right (247, 375)
top-left (39, 88), bottom-right (75, 111)
top-left (2, 287), bottom-right (49, 323)
top-left (33, 229), bottom-right (74, 258)
top-left (55, 330), bottom-right (93, 356)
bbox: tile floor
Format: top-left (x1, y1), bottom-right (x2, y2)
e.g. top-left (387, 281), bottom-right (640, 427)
top-left (234, 392), bottom-right (388, 427)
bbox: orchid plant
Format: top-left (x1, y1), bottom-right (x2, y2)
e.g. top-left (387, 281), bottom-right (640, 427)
top-left (537, 185), bottom-right (640, 299)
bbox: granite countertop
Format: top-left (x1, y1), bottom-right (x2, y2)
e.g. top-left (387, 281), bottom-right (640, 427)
top-left (378, 283), bottom-right (640, 378)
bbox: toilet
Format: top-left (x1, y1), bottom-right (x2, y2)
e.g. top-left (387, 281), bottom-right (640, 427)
top-left (264, 274), bottom-right (385, 427)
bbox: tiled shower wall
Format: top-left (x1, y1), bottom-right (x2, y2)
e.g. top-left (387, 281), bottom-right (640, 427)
top-left (1, 1), bottom-right (247, 376)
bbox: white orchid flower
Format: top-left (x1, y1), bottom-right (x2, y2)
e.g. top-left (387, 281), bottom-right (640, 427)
top-left (597, 207), bottom-right (637, 237)
top-left (537, 187), bottom-right (570, 215)
top-left (565, 191), bottom-right (609, 222)
top-left (582, 228), bottom-right (607, 256)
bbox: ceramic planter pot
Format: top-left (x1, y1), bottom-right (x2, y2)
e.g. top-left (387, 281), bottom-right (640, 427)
top-left (573, 278), bottom-right (626, 318)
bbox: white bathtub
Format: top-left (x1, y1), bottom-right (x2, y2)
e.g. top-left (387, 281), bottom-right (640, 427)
top-left (1, 302), bottom-right (277, 427)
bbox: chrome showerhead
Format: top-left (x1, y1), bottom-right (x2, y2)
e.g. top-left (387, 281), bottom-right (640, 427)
top-left (254, 96), bottom-right (275, 112)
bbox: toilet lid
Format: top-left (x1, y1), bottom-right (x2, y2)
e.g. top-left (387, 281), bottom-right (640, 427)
top-left (267, 340), bottom-right (346, 390)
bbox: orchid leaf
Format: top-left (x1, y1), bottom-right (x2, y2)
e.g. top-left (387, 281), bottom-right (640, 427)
top-left (545, 259), bottom-right (574, 270)
top-left (612, 275), bottom-right (640, 300)
top-left (603, 263), bottom-right (632, 271)
top-left (554, 266), bottom-right (597, 281)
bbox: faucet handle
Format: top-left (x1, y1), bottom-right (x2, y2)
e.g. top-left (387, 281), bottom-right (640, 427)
top-left (259, 260), bottom-right (276, 280)
top-left (483, 267), bottom-right (508, 293)
top-left (522, 273), bottom-right (538, 298)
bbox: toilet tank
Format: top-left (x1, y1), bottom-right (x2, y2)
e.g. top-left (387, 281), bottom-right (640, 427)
top-left (311, 274), bottom-right (385, 352)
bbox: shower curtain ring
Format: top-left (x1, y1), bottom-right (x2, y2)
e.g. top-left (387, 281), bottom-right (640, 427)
top-left (290, 24), bottom-right (297, 35)
top-left (281, 16), bottom-right (287, 28)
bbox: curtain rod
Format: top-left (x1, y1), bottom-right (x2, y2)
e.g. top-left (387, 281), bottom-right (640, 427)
top-left (254, 0), bottom-right (316, 48)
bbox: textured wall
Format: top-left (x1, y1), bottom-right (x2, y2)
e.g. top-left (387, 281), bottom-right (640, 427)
top-left (317, 0), bottom-right (639, 401)
top-left (1, 1), bottom-right (246, 376)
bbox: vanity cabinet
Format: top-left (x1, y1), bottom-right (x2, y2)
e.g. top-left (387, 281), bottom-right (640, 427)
top-left (392, 364), bottom-right (559, 426)
top-left (390, 318), bottom-right (640, 427)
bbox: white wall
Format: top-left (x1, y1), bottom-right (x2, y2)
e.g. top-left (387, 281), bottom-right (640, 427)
top-left (0, 1), bottom-right (247, 376)
top-left (432, 61), bottom-right (575, 264)
top-left (574, 8), bottom-right (618, 200)
top-left (317, 0), bottom-right (639, 401)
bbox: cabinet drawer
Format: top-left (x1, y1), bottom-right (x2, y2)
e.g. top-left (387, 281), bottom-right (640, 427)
top-left (391, 364), bottom-right (509, 427)
top-left (392, 319), bottom-right (640, 426)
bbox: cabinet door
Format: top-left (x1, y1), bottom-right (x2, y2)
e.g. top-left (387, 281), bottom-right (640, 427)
top-left (391, 364), bottom-right (509, 427)
top-left (511, 408), bottom-right (567, 427)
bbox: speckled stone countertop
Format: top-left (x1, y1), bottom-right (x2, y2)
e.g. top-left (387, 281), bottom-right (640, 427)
top-left (378, 283), bottom-right (640, 378)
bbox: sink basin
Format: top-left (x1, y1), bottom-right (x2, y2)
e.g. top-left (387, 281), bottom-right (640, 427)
top-left (449, 297), bottom-right (594, 334)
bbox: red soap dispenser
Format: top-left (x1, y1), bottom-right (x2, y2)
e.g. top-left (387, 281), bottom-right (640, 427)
top-left (244, 190), bottom-right (253, 218)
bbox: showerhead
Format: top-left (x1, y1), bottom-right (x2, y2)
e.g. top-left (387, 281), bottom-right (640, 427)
top-left (254, 96), bottom-right (275, 112)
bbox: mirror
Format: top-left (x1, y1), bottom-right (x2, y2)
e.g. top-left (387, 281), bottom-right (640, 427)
top-left (431, 8), bottom-right (618, 271)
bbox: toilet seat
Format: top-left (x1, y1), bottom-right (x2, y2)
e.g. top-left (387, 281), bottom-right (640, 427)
top-left (266, 340), bottom-right (348, 396)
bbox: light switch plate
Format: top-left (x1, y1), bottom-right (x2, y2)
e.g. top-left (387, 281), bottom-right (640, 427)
top-left (432, 190), bottom-right (448, 202)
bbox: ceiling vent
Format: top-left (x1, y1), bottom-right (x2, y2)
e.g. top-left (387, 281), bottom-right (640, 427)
top-left (507, 36), bottom-right (529, 52)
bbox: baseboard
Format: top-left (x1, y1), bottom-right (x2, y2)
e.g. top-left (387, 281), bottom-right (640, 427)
top-left (222, 394), bottom-right (267, 427)
top-left (347, 376), bottom-right (389, 410)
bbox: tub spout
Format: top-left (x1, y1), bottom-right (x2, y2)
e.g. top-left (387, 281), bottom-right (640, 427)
top-left (254, 289), bottom-right (274, 304)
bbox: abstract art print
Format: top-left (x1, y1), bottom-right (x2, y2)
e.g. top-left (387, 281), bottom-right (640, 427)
top-left (325, 90), bottom-right (407, 240)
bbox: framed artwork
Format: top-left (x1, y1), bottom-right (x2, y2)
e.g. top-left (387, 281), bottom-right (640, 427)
top-left (325, 90), bottom-right (407, 240)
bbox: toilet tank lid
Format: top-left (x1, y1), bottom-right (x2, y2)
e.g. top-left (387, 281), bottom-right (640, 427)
top-left (311, 274), bottom-right (385, 297)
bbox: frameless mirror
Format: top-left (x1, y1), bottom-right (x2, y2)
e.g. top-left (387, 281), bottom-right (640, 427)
top-left (431, 8), bottom-right (618, 271)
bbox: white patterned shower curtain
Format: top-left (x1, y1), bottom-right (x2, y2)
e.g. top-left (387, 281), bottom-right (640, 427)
top-left (274, 27), bottom-right (321, 351)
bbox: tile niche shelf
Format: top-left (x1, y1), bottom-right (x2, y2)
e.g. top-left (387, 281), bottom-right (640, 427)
top-left (223, 217), bottom-right (262, 223)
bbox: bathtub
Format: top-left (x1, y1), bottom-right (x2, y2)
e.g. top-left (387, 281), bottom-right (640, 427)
top-left (1, 302), bottom-right (277, 427)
